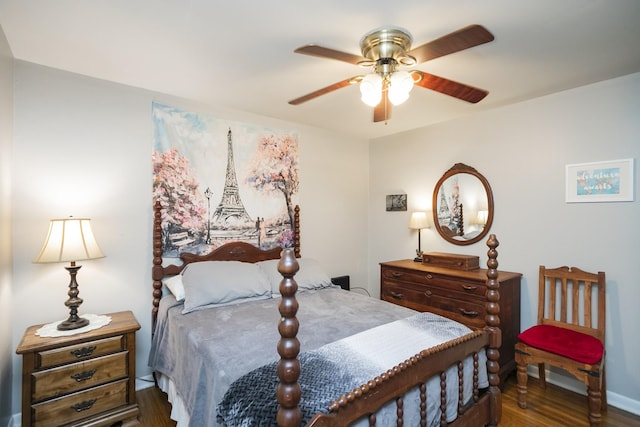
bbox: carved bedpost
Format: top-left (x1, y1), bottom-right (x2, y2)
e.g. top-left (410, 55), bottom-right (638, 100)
top-left (485, 234), bottom-right (502, 425)
top-left (276, 247), bottom-right (302, 427)
top-left (151, 201), bottom-right (164, 333)
top-left (293, 205), bottom-right (301, 258)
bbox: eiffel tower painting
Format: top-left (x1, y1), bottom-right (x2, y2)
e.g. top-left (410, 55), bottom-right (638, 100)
top-left (211, 128), bottom-right (254, 228)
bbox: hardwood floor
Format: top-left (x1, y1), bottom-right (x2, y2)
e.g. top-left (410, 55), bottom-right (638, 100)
top-left (136, 374), bottom-right (640, 426)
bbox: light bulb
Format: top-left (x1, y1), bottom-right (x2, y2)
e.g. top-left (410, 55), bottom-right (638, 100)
top-left (360, 73), bottom-right (383, 106)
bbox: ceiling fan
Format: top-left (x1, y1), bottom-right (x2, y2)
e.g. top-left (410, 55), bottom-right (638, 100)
top-left (288, 25), bottom-right (494, 123)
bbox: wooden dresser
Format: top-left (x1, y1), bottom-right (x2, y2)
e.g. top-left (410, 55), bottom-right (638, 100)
top-left (16, 311), bottom-right (140, 427)
top-left (380, 260), bottom-right (521, 382)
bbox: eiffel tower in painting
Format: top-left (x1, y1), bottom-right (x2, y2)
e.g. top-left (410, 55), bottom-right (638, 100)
top-left (211, 128), bottom-right (253, 227)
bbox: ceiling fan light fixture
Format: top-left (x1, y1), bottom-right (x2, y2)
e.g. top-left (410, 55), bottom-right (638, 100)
top-left (388, 70), bottom-right (414, 105)
top-left (360, 73), bottom-right (383, 106)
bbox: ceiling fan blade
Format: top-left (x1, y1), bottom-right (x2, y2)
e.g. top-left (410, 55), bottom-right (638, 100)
top-left (407, 24), bottom-right (494, 64)
top-left (413, 71), bottom-right (488, 103)
top-left (294, 44), bottom-right (366, 65)
top-left (288, 76), bottom-right (361, 105)
top-left (373, 88), bottom-right (391, 123)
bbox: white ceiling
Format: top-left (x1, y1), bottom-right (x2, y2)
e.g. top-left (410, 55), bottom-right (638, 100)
top-left (1, 1), bottom-right (639, 140)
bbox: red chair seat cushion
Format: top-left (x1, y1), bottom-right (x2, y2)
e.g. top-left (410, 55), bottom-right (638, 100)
top-left (518, 324), bottom-right (603, 364)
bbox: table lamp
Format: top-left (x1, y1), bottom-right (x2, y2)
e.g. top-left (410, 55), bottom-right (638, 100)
top-left (408, 211), bottom-right (430, 262)
top-left (33, 217), bottom-right (105, 330)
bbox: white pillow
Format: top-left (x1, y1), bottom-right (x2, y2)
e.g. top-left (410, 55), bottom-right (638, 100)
top-left (163, 274), bottom-right (185, 301)
top-left (181, 261), bottom-right (271, 314)
top-left (258, 258), bottom-right (333, 295)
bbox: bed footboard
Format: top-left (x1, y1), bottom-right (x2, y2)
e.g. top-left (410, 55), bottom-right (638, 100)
top-left (306, 331), bottom-right (494, 426)
top-left (276, 234), bottom-right (502, 427)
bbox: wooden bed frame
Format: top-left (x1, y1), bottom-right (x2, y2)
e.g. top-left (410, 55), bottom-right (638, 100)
top-left (151, 201), bottom-right (502, 427)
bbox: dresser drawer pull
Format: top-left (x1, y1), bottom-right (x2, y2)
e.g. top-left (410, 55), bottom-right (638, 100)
top-left (425, 274), bottom-right (434, 280)
top-left (424, 290), bottom-right (432, 297)
top-left (389, 291), bottom-right (405, 300)
top-left (461, 285), bottom-right (477, 291)
top-left (71, 398), bottom-right (97, 412)
top-left (70, 346), bottom-right (96, 358)
top-left (391, 271), bottom-right (403, 278)
top-left (459, 308), bottom-right (479, 318)
top-left (71, 369), bottom-right (97, 382)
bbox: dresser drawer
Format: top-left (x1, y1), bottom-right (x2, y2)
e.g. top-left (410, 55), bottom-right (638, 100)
top-left (382, 267), bottom-right (486, 299)
top-left (32, 379), bottom-right (128, 427)
top-left (37, 335), bottom-right (125, 369)
top-left (32, 352), bottom-right (128, 402)
top-left (382, 282), bottom-right (486, 328)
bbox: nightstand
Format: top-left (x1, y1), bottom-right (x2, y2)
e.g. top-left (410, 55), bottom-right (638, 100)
top-left (16, 310), bottom-right (140, 427)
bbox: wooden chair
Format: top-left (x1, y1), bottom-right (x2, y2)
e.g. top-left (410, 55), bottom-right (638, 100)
top-left (515, 265), bottom-right (606, 426)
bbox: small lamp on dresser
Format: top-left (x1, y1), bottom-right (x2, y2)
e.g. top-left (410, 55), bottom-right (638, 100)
top-left (33, 217), bottom-right (105, 330)
top-left (408, 211), bottom-right (429, 262)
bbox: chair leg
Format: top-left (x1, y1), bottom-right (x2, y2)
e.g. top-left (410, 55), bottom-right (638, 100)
top-left (538, 363), bottom-right (546, 388)
top-left (600, 367), bottom-right (607, 411)
top-left (586, 382), bottom-right (603, 427)
top-left (516, 362), bottom-right (529, 409)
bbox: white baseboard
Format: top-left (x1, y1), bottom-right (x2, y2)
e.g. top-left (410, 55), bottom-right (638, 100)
top-left (527, 366), bottom-right (640, 416)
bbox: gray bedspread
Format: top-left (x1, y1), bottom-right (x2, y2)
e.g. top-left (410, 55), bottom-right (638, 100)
top-left (148, 287), bottom-right (418, 427)
top-left (216, 312), bottom-right (488, 427)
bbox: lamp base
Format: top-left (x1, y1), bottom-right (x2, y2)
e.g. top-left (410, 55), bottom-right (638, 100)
top-left (57, 316), bottom-right (90, 331)
top-left (413, 256), bottom-right (422, 262)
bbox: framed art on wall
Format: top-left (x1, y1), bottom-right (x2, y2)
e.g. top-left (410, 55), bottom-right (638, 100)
top-left (386, 194), bottom-right (407, 211)
top-left (565, 158), bottom-right (634, 203)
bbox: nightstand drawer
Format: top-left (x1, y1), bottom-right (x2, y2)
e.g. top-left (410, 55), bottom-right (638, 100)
top-left (32, 379), bottom-right (128, 427)
top-left (382, 268), bottom-right (486, 298)
top-left (32, 352), bottom-right (128, 402)
top-left (38, 335), bottom-right (124, 369)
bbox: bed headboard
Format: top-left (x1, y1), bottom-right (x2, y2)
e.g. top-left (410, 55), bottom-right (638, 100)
top-left (151, 201), bottom-right (301, 328)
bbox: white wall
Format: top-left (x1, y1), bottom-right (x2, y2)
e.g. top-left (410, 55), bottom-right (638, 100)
top-left (0, 25), bottom-right (14, 426)
top-left (9, 61), bottom-right (369, 415)
top-left (369, 73), bottom-right (640, 410)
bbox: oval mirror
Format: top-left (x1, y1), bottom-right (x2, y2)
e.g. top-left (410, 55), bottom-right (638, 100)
top-left (432, 163), bottom-right (494, 246)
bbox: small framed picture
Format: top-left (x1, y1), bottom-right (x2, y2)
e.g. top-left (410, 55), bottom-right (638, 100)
top-left (386, 194), bottom-right (407, 211)
top-left (565, 158), bottom-right (634, 203)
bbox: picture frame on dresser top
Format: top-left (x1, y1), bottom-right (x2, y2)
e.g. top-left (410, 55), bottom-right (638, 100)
top-left (380, 259), bottom-right (521, 384)
top-left (16, 311), bottom-right (141, 427)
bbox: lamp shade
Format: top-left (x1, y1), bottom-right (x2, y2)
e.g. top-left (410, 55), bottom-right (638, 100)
top-left (476, 210), bottom-right (489, 225)
top-left (408, 211), bottom-right (429, 230)
top-left (34, 218), bottom-right (105, 263)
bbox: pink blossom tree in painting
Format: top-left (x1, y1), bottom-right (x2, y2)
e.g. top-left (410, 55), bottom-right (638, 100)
top-left (152, 147), bottom-right (206, 250)
top-left (246, 133), bottom-right (299, 227)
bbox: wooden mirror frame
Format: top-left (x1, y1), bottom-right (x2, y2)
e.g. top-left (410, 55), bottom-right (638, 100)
top-left (432, 163), bottom-right (494, 246)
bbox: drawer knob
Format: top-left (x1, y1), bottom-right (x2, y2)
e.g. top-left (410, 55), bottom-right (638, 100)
top-left (71, 398), bottom-right (97, 412)
top-left (425, 274), bottom-right (434, 280)
top-left (70, 346), bottom-right (96, 358)
top-left (389, 291), bottom-right (405, 300)
top-left (459, 308), bottom-right (479, 318)
top-left (71, 369), bottom-right (97, 382)
top-left (461, 285), bottom-right (477, 291)
top-left (424, 290), bottom-right (432, 297)
top-left (391, 271), bottom-right (403, 278)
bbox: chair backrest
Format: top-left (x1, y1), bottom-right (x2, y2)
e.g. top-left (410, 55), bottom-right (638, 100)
top-left (537, 265), bottom-right (606, 343)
